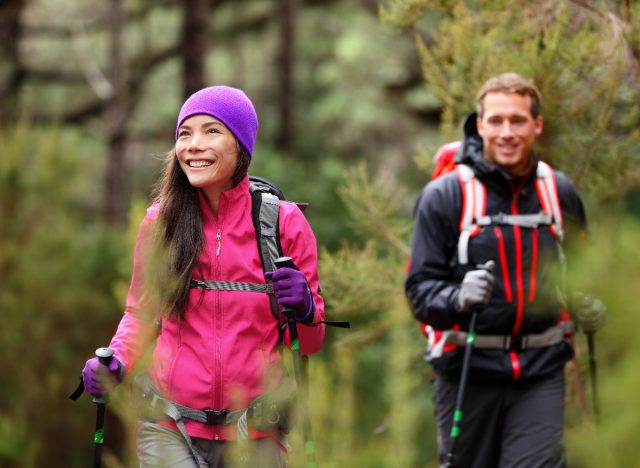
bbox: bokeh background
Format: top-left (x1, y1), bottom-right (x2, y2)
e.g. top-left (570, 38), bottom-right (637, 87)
top-left (1, 0), bottom-right (639, 466)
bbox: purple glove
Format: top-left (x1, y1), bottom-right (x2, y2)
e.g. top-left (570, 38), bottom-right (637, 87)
top-left (82, 356), bottom-right (124, 398)
top-left (266, 268), bottom-right (314, 321)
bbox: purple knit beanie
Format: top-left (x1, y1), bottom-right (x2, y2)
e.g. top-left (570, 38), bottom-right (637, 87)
top-left (176, 86), bottom-right (259, 157)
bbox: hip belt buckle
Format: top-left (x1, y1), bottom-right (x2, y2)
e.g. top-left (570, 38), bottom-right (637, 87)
top-left (503, 335), bottom-right (529, 351)
top-left (204, 409), bottom-right (229, 426)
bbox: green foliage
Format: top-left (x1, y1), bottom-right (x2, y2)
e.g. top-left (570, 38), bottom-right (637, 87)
top-left (563, 214), bottom-right (640, 466)
top-left (382, 0), bottom-right (640, 200)
top-left (0, 123), bottom-right (129, 467)
top-left (5, 1), bottom-right (640, 467)
top-left (311, 162), bottom-right (436, 467)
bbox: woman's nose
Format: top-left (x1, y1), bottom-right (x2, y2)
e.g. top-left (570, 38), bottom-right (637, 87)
top-left (188, 133), bottom-right (205, 150)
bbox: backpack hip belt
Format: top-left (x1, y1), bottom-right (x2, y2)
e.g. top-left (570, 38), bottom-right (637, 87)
top-left (136, 374), bottom-right (295, 431)
top-left (428, 322), bottom-right (574, 358)
top-left (136, 374), bottom-right (294, 467)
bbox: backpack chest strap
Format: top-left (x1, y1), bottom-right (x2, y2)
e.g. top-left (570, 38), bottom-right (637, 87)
top-left (456, 162), bottom-right (564, 265)
top-left (476, 212), bottom-right (554, 229)
top-left (191, 279), bottom-right (273, 293)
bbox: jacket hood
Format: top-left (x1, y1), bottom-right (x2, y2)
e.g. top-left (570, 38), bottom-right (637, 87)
top-left (455, 113), bottom-right (488, 172)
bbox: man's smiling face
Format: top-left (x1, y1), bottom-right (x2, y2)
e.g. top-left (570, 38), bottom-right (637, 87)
top-left (477, 92), bottom-right (543, 176)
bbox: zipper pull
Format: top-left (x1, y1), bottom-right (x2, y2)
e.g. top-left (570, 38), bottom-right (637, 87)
top-left (216, 230), bottom-right (222, 256)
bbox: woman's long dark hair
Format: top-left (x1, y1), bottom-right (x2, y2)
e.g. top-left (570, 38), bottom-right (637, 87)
top-left (152, 141), bottom-right (251, 320)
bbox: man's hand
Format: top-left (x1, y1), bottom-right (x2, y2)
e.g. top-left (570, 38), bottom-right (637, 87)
top-left (574, 292), bottom-right (607, 333)
top-left (455, 261), bottom-right (495, 313)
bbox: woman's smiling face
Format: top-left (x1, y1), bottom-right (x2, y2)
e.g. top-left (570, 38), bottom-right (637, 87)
top-left (175, 114), bottom-right (239, 194)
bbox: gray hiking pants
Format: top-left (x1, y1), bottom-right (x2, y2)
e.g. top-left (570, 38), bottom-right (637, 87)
top-left (433, 369), bottom-right (566, 468)
top-left (137, 421), bottom-right (286, 468)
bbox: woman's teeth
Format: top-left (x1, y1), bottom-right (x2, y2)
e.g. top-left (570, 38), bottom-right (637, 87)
top-left (189, 160), bottom-right (213, 168)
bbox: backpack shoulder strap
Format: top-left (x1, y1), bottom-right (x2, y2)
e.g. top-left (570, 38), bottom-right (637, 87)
top-left (250, 182), bottom-right (285, 325)
top-left (455, 164), bottom-right (486, 265)
top-left (535, 161), bottom-right (564, 241)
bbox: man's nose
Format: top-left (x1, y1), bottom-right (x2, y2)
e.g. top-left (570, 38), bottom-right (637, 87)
top-left (499, 121), bottom-right (513, 137)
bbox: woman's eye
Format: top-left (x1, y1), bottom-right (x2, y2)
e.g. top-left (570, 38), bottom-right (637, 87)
top-left (207, 128), bottom-right (219, 134)
top-left (178, 130), bottom-right (190, 137)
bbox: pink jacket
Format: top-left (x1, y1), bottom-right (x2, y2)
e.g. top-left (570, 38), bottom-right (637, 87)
top-left (109, 176), bottom-right (325, 440)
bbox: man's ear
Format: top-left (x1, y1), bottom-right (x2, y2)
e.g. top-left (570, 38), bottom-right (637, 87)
top-left (476, 116), bottom-right (485, 137)
top-left (535, 115), bottom-right (543, 136)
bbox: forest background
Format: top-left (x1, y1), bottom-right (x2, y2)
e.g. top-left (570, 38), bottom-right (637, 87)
top-left (1, 0), bottom-right (639, 467)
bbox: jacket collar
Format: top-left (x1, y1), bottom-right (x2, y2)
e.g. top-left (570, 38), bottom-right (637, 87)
top-left (197, 175), bottom-right (251, 222)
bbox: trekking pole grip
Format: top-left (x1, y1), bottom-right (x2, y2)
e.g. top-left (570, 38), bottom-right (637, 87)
top-left (273, 256), bottom-right (296, 272)
top-left (96, 347), bottom-right (115, 366)
top-left (92, 347), bottom-right (114, 468)
top-left (93, 347), bottom-right (115, 405)
top-left (273, 256), bottom-right (300, 318)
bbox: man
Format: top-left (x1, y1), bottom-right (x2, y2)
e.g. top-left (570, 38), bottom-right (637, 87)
top-left (406, 73), bottom-right (601, 467)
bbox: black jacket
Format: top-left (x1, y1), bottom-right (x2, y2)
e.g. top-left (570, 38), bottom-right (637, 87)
top-left (406, 114), bottom-right (587, 381)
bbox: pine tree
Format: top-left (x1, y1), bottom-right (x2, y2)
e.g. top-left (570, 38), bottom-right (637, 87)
top-left (381, 0), bottom-right (640, 200)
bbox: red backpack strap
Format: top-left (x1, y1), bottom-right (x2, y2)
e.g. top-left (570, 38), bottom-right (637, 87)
top-left (535, 161), bottom-right (564, 240)
top-left (455, 164), bottom-right (486, 265)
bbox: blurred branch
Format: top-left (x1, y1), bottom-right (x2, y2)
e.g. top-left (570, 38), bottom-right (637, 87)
top-left (71, 21), bottom-right (114, 100)
top-left (29, 44), bottom-right (179, 124)
top-left (20, 68), bottom-right (85, 83)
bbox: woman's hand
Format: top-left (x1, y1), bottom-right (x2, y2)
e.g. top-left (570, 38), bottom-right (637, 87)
top-left (82, 356), bottom-right (124, 398)
top-left (267, 268), bottom-right (314, 322)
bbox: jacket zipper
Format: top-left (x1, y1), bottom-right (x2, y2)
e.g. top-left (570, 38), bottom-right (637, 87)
top-left (493, 227), bottom-right (513, 302)
top-left (214, 223), bottom-right (223, 439)
top-left (529, 229), bottom-right (538, 302)
top-left (510, 186), bottom-right (525, 338)
top-left (508, 177), bottom-right (530, 381)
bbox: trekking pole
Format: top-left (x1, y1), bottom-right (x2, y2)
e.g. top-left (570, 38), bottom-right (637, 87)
top-left (92, 347), bottom-right (115, 468)
top-left (445, 261), bottom-right (494, 468)
top-left (586, 331), bottom-right (600, 421)
top-left (273, 256), bottom-right (318, 468)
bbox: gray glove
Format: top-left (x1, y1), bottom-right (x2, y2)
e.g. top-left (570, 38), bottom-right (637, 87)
top-left (574, 292), bottom-right (607, 333)
top-left (455, 261), bottom-right (495, 313)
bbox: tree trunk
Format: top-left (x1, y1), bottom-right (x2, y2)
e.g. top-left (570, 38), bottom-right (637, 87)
top-left (275, 0), bottom-right (297, 154)
top-left (182, 0), bottom-right (209, 99)
top-left (105, 0), bottom-right (129, 225)
top-left (0, 0), bottom-right (26, 122)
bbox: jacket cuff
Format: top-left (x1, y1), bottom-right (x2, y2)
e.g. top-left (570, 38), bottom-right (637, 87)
top-left (297, 288), bottom-right (315, 323)
top-left (449, 289), bottom-right (465, 321)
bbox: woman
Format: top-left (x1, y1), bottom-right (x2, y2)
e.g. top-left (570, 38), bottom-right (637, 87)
top-left (82, 86), bottom-right (326, 467)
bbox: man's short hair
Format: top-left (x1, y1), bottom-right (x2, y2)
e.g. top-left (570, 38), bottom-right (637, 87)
top-left (476, 73), bottom-right (542, 118)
